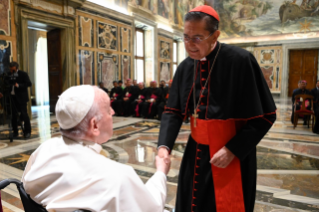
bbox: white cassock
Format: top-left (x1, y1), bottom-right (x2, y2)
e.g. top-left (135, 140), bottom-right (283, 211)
top-left (21, 136), bottom-right (167, 212)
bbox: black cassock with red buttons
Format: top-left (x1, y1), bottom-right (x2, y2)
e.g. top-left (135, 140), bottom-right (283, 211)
top-left (158, 42), bottom-right (276, 212)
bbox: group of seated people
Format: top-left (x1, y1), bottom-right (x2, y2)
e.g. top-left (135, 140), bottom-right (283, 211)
top-left (99, 79), bottom-right (172, 120)
top-left (291, 80), bottom-right (319, 134)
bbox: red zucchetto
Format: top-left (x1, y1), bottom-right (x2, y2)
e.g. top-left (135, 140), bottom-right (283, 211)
top-left (189, 5), bottom-right (220, 21)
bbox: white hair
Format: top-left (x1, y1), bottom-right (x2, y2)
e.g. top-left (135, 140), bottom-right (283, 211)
top-left (60, 87), bottom-right (103, 140)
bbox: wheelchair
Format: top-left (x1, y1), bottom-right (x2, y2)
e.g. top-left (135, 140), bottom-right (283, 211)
top-left (0, 178), bottom-right (91, 212)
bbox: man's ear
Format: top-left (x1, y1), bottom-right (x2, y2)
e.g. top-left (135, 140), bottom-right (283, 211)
top-left (89, 117), bottom-right (100, 137)
top-left (212, 30), bottom-right (220, 42)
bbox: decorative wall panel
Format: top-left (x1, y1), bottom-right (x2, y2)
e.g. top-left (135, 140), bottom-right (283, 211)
top-left (121, 55), bottom-right (130, 82)
top-left (0, 40), bottom-right (12, 75)
top-left (260, 66), bottom-right (274, 89)
top-left (160, 41), bottom-right (170, 59)
top-left (159, 62), bottom-right (170, 82)
top-left (79, 50), bottom-right (94, 85)
top-left (97, 52), bottom-right (119, 89)
top-left (252, 46), bottom-right (282, 93)
top-left (0, 0), bottom-right (11, 36)
top-left (98, 21), bottom-right (117, 50)
top-left (79, 16), bottom-right (93, 47)
top-left (120, 27), bottom-right (131, 53)
top-left (76, 11), bottom-right (133, 86)
top-left (260, 50), bottom-right (275, 65)
top-left (158, 35), bottom-right (173, 81)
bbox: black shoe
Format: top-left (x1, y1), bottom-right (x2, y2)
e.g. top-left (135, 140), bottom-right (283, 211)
top-left (24, 133), bottom-right (31, 139)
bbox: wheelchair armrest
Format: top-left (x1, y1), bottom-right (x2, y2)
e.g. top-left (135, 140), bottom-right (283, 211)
top-left (0, 178), bottom-right (21, 189)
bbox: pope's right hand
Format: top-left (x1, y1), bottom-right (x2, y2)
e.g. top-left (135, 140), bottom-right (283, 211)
top-left (0, 93), bottom-right (3, 98)
top-left (156, 155), bottom-right (171, 175)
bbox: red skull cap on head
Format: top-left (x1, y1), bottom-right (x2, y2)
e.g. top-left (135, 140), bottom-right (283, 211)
top-left (189, 5), bottom-right (220, 21)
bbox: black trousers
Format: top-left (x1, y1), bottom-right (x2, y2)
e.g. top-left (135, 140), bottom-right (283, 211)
top-left (122, 100), bottom-right (133, 117)
top-left (130, 101), bottom-right (143, 117)
top-left (141, 102), bottom-right (158, 118)
top-left (11, 96), bottom-right (31, 134)
top-left (111, 99), bottom-right (122, 115)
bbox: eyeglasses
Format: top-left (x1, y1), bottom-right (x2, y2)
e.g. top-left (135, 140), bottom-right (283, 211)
top-left (183, 33), bottom-right (213, 44)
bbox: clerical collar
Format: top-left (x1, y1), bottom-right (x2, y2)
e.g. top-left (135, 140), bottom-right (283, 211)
top-left (63, 136), bottom-right (102, 154)
top-left (201, 41), bottom-right (218, 61)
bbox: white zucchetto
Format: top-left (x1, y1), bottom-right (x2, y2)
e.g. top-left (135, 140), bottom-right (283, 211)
top-left (55, 85), bottom-right (95, 129)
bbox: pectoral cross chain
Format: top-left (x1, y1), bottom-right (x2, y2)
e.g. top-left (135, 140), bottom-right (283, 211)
top-left (193, 110), bottom-right (198, 127)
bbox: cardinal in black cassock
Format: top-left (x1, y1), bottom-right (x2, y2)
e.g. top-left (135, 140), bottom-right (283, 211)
top-left (131, 82), bottom-right (148, 117)
top-left (118, 79), bottom-right (138, 116)
top-left (157, 5), bottom-right (276, 212)
top-left (141, 81), bottom-right (162, 118)
top-left (110, 81), bottom-right (123, 115)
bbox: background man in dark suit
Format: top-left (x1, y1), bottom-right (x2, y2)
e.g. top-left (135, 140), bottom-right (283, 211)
top-left (98, 81), bottom-right (109, 94)
top-left (9, 62), bottom-right (32, 138)
top-left (311, 80), bottom-right (319, 133)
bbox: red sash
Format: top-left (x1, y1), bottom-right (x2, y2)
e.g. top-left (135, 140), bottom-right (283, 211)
top-left (191, 117), bottom-right (246, 212)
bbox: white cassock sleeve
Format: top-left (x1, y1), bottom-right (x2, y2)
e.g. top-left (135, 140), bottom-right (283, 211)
top-left (119, 167), bottom-right (167, 212)
top-left (21, 154), bottom-right (34, 183)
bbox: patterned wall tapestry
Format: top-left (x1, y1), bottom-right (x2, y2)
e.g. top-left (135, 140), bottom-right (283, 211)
top-left (97, 52), bottom-right (119, 90)
top-left (79, 50), bottom-right (94, 85)
top-left (158, 36), bottom-right (173, 81)
top-left (160, 41), bottom-right (170, 59)
top-left (159, 62), bottom-right (171, 82)
top-left (121, 55), bottom-right (131, 81)
top-left (247, 46), bottom-right (282, 93)
top-left (0, 0), bottom-right (11, 36)
top-left (0, 40), bottom-right (12, 75)
top-left (120, 27), bottom-right (131, 53)
top-left (98, 21), bottom-right (117, 50)
top-left (79, 16), bottom-right (93, 47)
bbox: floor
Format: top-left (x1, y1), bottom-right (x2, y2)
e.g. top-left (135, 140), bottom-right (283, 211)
top-left (0, 102), bottom-right (319, 212)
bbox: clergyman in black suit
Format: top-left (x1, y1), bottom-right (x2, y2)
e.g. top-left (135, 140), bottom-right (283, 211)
top-left (291, 80), bottom-right (311, 125)
top-left (9, 62), bottom-right (32, 138)
top-left (311, 80), bottom-right (319, 134)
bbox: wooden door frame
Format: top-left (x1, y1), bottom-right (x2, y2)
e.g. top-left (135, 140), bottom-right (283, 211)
top-left (282, 42), bottom-right (319, 99)
top-left (18, 8), bottom-right (76, 116)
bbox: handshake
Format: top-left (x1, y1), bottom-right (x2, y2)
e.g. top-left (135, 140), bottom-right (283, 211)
top-left (155, 147), bottom-right (171, 175)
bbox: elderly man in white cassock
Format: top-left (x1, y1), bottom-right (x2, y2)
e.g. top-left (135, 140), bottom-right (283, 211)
top-left (22, 85), bottom-right (170, 212)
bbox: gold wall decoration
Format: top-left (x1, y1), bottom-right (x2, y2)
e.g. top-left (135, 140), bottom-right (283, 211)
top-left (249, 46), bottom-right (283, 93)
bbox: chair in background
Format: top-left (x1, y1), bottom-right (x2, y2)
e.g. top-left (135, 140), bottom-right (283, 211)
top-left (293, 94), bottom-right (314, 130)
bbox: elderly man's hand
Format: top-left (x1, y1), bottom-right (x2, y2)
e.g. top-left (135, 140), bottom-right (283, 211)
top-left (210, 146), bottom-right (235, 168)
top-left (156, 155), bottom-right (171, 175)
top-left (0, 93), bottom-right (3, 98)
